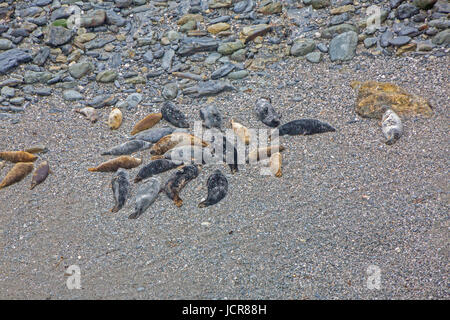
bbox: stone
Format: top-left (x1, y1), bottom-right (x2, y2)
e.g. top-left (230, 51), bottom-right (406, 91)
top-left (397, 3), bottom-right (420, 19)
top-left (69, 62), bottom-right (94, 79)
top-left (413, 0), bottom-right (437, 10)
top-left (312, 0), bottom-right (330, 9)
top-left (96, 70), bottom-right (118, 83)
top-left (63, 90), bottom-right (83, 101)
top-left (258, 2), bottom-right (282, 14)
top-left (290, 38), bottom-right (316, 56)
top-left (80, 10), bottom-right (106, 28)
top-left (1, 86), bottom-right (15, 98)
top-left (389, 36), bottom-right (411, 46)
top-left (46, 26), bottom-right (73, 47)
top-left (432, 29), bottom-right (450, 45)
top-left (321, 24), bottom-right (358, 39)
top-left (351, 81), bottom-right (433, 119)
top-left (0, 39), bottom-right (13, 50)
top-left (330, 5), bottom-right (355, 15)
top-left (240, 24), bottom-right (271, 44)
top-left (207, 23), bottom-right (230, 34)
top-left (306, 52), bottom-right (322, 63)
top-left (162, 83), bottom-right (178, 100)
top-left (217, 40), bottom-right (245, 55)
top-left (329, 31), bottom-right (358, 61)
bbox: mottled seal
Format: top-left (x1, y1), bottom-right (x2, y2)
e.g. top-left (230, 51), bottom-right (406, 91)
top-left (200, 105), bottom-right (223, 129)
top-left (88, 156), bottom-right (142, 172)
top-left (164, 164), bottom-right (200, 207)
top-left (0, 162), bottom-right (34, 190)
top-left (134, 159), bottom-right (179, 183)
top-left (150, 132), bottom-right (208, 156)
top-left (269, 152), bottom-right (282, 177)
top-left (255, 97), bottom-right (281, 127)
top-left (161, 101), bottom-right (189, 128)
top-left (231, 119), bottom-right (251, 145)
top-left (129, 177), bottom-right (161, 219)
top-left (75, 107), bottom-right (98, 123)
top-left (129, 126), bottom-right (176, 143)
top-left (164, 145), bottom-right (210, 164)
top-left (275, 119), bottom-right (336, 137)
top-left (111, 168), bottom-right (130, 213)
top-left (101, 140), bottom-right (152, 156)
top-left (381, 109), bottom-right (403, 145)
top-left (248, 145), bottom-right (285, 163)
top-left (198, 170), bottom-right (228, 208)
top-left (30, 161), bottom-right (50, 190)
top-left (108, 108), bottom-right (123, 130)
top-left (0, 151), bottom-right (37, 163)
top-left (131, 112), bottom-right (162, 135)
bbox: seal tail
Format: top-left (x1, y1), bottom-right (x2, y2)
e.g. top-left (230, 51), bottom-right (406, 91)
top-left (88, 167), bottom-right (97, 172)
top-left (101, 152), bottom-right (111, 156)
top-left (173, 195), bottom-right (183, 207)
top-left (30, 183), bottom-right (36, 190)
top-left (128, 209), bottom-right (141, 219)
top-left (111, 205), bottom-right (120, 213)
top-left (198, 201), bottom-right (209, 208)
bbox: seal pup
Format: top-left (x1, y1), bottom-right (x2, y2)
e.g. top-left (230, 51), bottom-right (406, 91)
top-left (88, 156), bottom-right (142, 172)
top-left (129, 177), bottom-right (161, 219)
top-left (75, 107), bottom-right (98, 123)
top-left (30, 161), bottom-right (50, 190)
top-left (134, 159), bottom-right (179, 183)
top-left (108, 108), bottom-right (123, 130)
top-left (200, 105), bottom-right (223, 129)
top-left (164, 145), bottom-right (209, 164)
top-left (255, 97), bottom-right (281, 127)
top-left (164, 164), bottom-right (200, 207)
top-left (130, 112), bottom-right (163, 135)
top-left (150, 132), bottom-right (209, 156)
top-left (161, 101), bottom-right (189, 128)
top-left (0, 151), bottom-right (37, 163)
top-left (101, 140), bottom-right (152, 156)
top-left (248, 145), bottom-right (285, 163)
top-left (269, 152), bottom-right (282, 177)
top-left (111, 169), bottom-right (130, 213)
top-left (129, 126), bottom-right (176, 143)
top-left (231, 119), bottom-right (251, 145)
top-left (198, 170), bottom-right (228, 208)
top-left (275, 119), bottom-right (335, 137)
top-left (381, 109), bottom-right (403, 145)
top-left (0, 162), bottom-right (34, 190)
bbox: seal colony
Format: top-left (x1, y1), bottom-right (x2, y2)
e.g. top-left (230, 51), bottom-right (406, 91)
top-left (76, 98), bottom-right (338, 218)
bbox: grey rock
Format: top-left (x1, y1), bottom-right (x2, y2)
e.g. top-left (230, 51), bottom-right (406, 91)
top-left (329, 31), bottom-right (358, 62)
top-left (63, 90), bottom-right (83, 101)
top-left (46, 26), bottom-right (73, 47)
top-left (306, 52), bottom-right (322, 63)
top-left (0, 49), bottom-right (33, 75)
top-left (200, 105), bottom-right (223, 129)
top-left (291, 38), bottom-right (316, 56)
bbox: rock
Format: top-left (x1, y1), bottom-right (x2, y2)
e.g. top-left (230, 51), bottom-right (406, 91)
top-left (211, 63), bottom-right (235, 79)
top-left (209, 0), bottom-right (232, 9)
top-left (96, 70), bottom-right (118, 83)
top-left (351, 81), bottom-right (433, 119)
top-left (321, 24), bottom-right (358, 39)
top-left (200, 105), bottom-right (223, 129)
top-left (258, 2), bottom-right (282, 14)
top-left (312, 0), bottom-right (330, 9)
top-left (33, 47), bottom-right (50, 66)
top-left (239, 24), bottom-right (271, 44)
top-left (0, 39), bottom-right (13, 50)
top-left (106, 10), bottom-right (126, 27)
top-left (329, 31), bottom-right (358, 62)
top-left (180, 20), bottom-right (197, 33)
top-left (380, 30), bottom-right (394, 47)
top-left (230, 49), bottom-right (246, 62)
top-left (126, 93), bottom-right (143, 110)
top-left (389, 36), bottom-right (411, 46)
top-left (162, 83), bottom-right (178, 100)
top-left (432, 29), bottom-right (450, 45)
top-left (183, 80), bottom-right (234, 97)
top-left (364, 37), bottom-right (378, 48)
top-left (24, 71), bottom-right (52, 84)
top-left (178, 38), bottom-right (218, 56)
top-left (0, 49), bottom-right (32, 75)
top-left (397, 3), bottom-right (420, 19)
top-left (1, 86), bottom-right (15, 98)
top-left (87, 95), bottom-right (117, 109)
top-left (162, 49), bottom-right (175, 70)
top-left (80, 10), bottom-right (106, 28)
top-left (177, 14), bottom-right (204, 25)
top-left (69, 62), bottom-right (94, 79)
top-left (413, 0), bottom-right (437, 10)
top-left (396, 43), bottom-right (417, 55)
top-left (63, 90), bottom-right (83, 101)
top-left (290, 38), bottom-right (316, 56)
top-left (330, 5), bottom-right (355, 15)
top-left (208, 23), bottom-right (230, 34)
top-left (306, 52), bottom-right (322, 63)
top-left (228, 70), bottom-right (248, 80)
top-left (217, 40), bottom-right (245, 55)
top-left (46, 26), bottom-right (73, 47)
